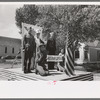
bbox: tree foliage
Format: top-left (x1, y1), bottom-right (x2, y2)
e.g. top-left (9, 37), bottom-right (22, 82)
top-left (15, 5), bottom-right (100, 53)
top-left (37, 5), bottom-right (100, 52)
top-left (15, 5), bottom-right (40, 31)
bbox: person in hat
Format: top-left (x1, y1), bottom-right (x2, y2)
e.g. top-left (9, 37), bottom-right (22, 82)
top-left (46, 32), bottom-right (56, 70)
top-left (57, 48), bottom-right (65, 72)
top-left (35, 32), bottom-right (44, 52)
top-left (35, 43), bottom-right (49, 76)
top-left (22, 27), bottom-right (36, 73)
top-left (34, 32), bottom-right (45, 72)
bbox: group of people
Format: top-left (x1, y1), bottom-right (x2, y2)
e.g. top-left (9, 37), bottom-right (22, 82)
top-left (22, 27), bottom-right (65, 76)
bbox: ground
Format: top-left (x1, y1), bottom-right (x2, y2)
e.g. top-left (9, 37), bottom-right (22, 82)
top-left (0, 59), bottom-right (100, 81)
top-left (75, 65), bottom-right (100, 81)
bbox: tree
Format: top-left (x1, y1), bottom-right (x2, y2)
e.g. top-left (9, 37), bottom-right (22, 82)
top-left (15, 5), bottom-right (40, 32)
top-left (37, 5), bottom-right (100, 53)
top-left (15, 5), bottom-right (100, 53)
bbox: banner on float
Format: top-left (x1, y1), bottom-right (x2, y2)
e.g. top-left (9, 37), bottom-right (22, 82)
top-left (22, 22), bottom-right (42, 38)
top-left (47, 55), bottom-right (63, 62)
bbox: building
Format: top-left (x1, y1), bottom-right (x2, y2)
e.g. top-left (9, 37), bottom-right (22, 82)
top-left (0, 36), bottom-right (21, 58)
top-left (74, 40), bottom-right (100, 64)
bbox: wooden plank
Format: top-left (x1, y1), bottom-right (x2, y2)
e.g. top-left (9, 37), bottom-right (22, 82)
top-left (0, 69), bottom-right (44, 81)
top-left (0, 70), bottom-right (29, 81)
top-left (0, 68), bottom-right (94, 81)
top-left (61, 73), bottom-right (93, 81)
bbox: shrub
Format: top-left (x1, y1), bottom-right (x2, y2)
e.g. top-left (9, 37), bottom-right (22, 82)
top-left (5, 55), bottom-right (15, 59)
top-left (83, 62), bottom-right (100, 72)
top-left (17, 56), bottom-right (21, 59)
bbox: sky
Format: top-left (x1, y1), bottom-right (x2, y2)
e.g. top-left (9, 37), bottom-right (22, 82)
top-left (0, 4), bottom-right (23, 39)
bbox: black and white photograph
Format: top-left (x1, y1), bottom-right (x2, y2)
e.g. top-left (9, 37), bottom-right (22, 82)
top-left (0, 2), bottom-right (100, 81)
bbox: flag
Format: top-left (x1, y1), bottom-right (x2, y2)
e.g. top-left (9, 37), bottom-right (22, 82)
top-left (64, 32), bottom-right (75, 76)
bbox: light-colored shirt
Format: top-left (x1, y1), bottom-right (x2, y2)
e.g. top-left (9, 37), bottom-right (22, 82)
top-left (35, 37), bottom-right (42, 54)
top-left (35, 37), bottom-right (41, 48)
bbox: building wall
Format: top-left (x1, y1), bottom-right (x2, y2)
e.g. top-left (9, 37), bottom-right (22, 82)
top-left (0, 36), bottom-right (21, 57)
top-left (75, 44), bottom-right (100, 64)
top-left (89, 48), bottom-right (97, 62)
top-left (89, 47), bottom-right (100, 62)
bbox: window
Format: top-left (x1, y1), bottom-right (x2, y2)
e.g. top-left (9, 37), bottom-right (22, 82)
top-left (5, 47), bottom-right (7, 53)
top-left (84, 50), bottom-right (88, 59)
top-left (75, 50), bottom-right (79, 59)
top-left (12, 48), bottom-right (14, 54)
top-left (97, 50), bottom-right (100, 61)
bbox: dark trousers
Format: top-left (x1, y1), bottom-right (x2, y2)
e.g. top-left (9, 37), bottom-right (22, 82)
top-left (60, 56), bottom-right (65, 67)
top-left (48, 62), bottom-right (55, 70)
top-left (38, 61), bottom-right (47, 71)
top-left (37, 53), bottom-right (47, 71)
top-left (48, 50), bottom-right (55, 70)
top-left (24, 50), bottom-right (33, 72)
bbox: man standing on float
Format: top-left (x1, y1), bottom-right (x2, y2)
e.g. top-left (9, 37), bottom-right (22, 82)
top-left (22, 27), bottom-right (36, 73)
top-left (46, 32), bottom-right (56, 70)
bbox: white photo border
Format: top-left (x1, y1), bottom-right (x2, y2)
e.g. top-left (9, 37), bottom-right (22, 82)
top-left (0, 1), bottom-right (100, 99)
